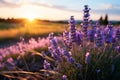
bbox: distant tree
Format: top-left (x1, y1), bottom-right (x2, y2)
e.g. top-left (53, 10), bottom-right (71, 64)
top-left (0, 18), bottom-right (5, 22)
top-left (104, 14), bottom-right (109, 25)
top-left (99, 16), bottom-right (103, 25)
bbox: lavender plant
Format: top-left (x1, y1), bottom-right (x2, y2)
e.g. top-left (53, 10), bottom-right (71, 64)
top-left (39, 5), bottom-right (120, 80)
top-left (0, 5), bottom-right (120, 80)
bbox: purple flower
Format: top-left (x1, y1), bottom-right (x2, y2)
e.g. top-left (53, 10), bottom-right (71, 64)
top-left (50, 39), bottom-right (58, 48)
top-left (63, 30), bottom-right (69, 42)
top-left (68, 57), bottom-right (75, 64)
top-left (43, 60), bottom-right (51, 70)
top-left (96, 69), bottom-right (101, 73)
top-left (76, 63), bottom-right (82, 69)
top-left (105, 29), bottom-right (114, 43)
top-left (95, 29), bottom-right (104, 47)
top-left (85, 52), bottom-right (91, 64)
top-left (48, 33), bottom-right (54, 40)
top-left (61, 48), bottom-right (71, 57)
top-left (0, 56), bottom-right (3, 61)
top-left (76, 30), bottom-right (83, 45)
top-left (115, 46), bottom-right (120, 53)
top-left (62, 75), bottom-right (67, 80)
top-left (116, 27), bottom-right (120, 40)
top-left (52, 53), bottom-right (62, 61)
top-left (7, 58), bottom-right (14, 65)
top-left (83, 5), bottom-right (91, 12)
top-left (65, 51), bottom-right (72, 58)
top-left (63, 30), bottom-right (72, 48)
top-left (41, 51), bottom-right (46, 58)
top-left (0, 62), bottom-right (4, 68)
top-left (88, 29), bottom-right (96, 42)
top-left (103, 23), bottom-right (115, 43)
top-left (107, 22), bottom-right (113, 30)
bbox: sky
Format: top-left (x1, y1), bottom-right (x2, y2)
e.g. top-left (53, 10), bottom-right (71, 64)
top-left (0, 0), bottom-right (120, 20)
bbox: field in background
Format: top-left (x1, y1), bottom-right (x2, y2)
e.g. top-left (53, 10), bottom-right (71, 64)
top-left (0, 21), bottom-right (67, 39)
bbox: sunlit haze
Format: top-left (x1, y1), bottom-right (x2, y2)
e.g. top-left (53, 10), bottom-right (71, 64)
top-left (0, 0), bottom-right (120, 20)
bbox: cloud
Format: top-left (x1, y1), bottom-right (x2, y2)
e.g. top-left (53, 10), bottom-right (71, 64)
top-left (91, 3), bottom-right (120, 16)
top-left (98, 3), bottom-right (120, 10)
top-left (0, 0), bottom-right (119, 20)
top-left (93, 9), bottom-right (120, 15)
top-left (100, 4), bottom-right (113, 9)
top-left (30, 2), bottom-right (81, 13)
top-left (99, 3), bottom-right (120, 10)
top-left (0, 0), bottom-right (21, 8)
top-left (0, 0), bottom-right (82, 15)
top-left (0, 0), bottom-right (81, 13)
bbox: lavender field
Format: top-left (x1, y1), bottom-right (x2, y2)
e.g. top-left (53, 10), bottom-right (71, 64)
top-left (0, 2), bottom-right (120, 80)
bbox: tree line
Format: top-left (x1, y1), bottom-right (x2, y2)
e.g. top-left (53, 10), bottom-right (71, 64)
top-left (99, 14), bottom-right (109, 25)
top-left (0, 18), bottom-right (27, 23)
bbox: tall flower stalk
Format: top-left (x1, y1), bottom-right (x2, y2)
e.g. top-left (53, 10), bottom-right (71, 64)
top-left (68, 16), bottom-right (76, 43)
top-left (82, 5), bottom-right (90, 37)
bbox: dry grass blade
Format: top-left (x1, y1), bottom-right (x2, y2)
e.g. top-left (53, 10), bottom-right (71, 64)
top-left (0, 73), bottom-right (16, 78)
top-left (40, 69), bottom-right (61, 75)
top-left (1, 71), bottom-right (46, 79)
top-left (1, 71), bottom-right (40, 75)
top-left (30, 50), bottom-right (55, 61)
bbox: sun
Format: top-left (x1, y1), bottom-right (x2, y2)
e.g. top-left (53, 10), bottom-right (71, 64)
top-left (27, 16), bottom-right (35, 21)
top-left (26, 14), bottom-right (36, 21)
top-left (21, 5), bottom-right (40, 21)
top-left (23, 10), bottom-right (37, 21)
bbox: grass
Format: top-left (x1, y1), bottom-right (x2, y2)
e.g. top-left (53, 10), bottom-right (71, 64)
top-left (0, 21), bottom-right (66, 39)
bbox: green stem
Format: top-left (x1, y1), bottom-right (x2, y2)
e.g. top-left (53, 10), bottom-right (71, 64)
top-left (21, 55), bottom-right (29, 71)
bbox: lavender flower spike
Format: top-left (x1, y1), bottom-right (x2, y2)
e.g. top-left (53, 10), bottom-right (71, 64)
top-left (69, 16), bottom-right (76, 42)
top-left (82, 5), bottom-right (91, 37)
top-left (63, 30), bottom-right (72, 48)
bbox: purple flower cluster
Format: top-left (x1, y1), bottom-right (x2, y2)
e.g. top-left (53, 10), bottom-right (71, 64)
top-left (42, 32), bottom-right (82, 78)
top-left (63, 30), bottom-right (72, 48)
top-left (88, 25), bottom-right (96, 42)
top-left (63, 16), bottom-right (83, 47)
top-left (48, 33), bottom-right (76, 64)
top-left (48, 33), bottom-right (62, 61)
top-left (76, 30), bottom-right (83, 45)
top-left (115, 46), bottom-right (120, 53)
top-left (82, 5), bottom-right (91, 37)
top-left (95, 28), bottom-right (104, 47)
top-left (0, 37), bottom-right (50, 57)
top-left (116, 26), bottom-right (120, 40)
top-left (69, 16), bottom-right (76, 42)
top-left (105, 23), bottom-right (115, 43)
top-left (43, 60), bottom-right (51, 70)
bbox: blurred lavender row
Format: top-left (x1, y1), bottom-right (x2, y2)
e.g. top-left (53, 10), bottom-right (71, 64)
top-left (0, 37), bottom-right (50, 57)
